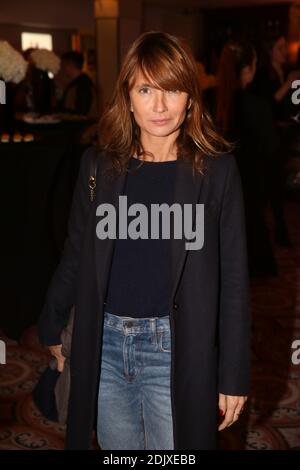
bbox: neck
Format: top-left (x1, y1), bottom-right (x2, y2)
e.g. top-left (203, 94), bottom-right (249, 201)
top-left (71, 70), bottom-right (82, 81)
top-left (139, 132), bottom-right (179, 162)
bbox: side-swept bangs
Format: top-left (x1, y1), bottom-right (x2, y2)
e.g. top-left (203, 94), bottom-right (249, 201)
top-left (126, 35), bottom-right (199, 98)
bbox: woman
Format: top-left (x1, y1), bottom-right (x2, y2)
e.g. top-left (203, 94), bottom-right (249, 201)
top-left (253, 35), bottom-right (295, 247)
top-left (38, 31), bottom-right (251, 450)
top-left (215, 39), bottom-right (278, 276)
top-left (255, 35), bottom-right (300, 122)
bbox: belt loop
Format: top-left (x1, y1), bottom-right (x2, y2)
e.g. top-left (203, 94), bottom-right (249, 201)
top-left (149, 318), bottom-right (155, 343)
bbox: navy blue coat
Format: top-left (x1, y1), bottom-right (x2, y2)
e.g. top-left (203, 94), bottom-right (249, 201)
top-left (38, 147), bottom-right (251, 450)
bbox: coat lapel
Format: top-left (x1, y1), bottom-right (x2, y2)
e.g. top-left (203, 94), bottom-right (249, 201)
top-left (94, 157), bottom-right (204, 306)
top-left (170, 160), bottom-right (204, 303)
top-left (94, 158), bottom-right (127, 303)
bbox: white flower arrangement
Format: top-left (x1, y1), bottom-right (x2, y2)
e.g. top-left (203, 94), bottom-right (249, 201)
top-left (30, 49), bottom-right (61, 75)
top-left (0, 41), bottom-right (28, 84)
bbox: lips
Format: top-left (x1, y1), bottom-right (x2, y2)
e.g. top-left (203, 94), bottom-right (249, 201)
top-left (150, 119), bottom-right (170, 125)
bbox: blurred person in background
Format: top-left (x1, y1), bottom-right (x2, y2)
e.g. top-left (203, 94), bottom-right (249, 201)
top-left (253, 34), bottom-right (297, 246)
top-left (55, 51), bottom-right (97, 118)
top-left (254, 35), bottom-right (300, 122)
top-left (14, 48), bottom-right (53, 114)
top-left (215, 39), bottom-right (278, 276)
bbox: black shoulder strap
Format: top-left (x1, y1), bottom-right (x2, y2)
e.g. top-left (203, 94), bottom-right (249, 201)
top-left (88, 147), bottom-right (99, 202)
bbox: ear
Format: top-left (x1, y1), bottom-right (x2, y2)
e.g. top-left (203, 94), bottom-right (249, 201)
top-left (187, 99), bottom-right (192, 110)
top-left (130, 103), bottom-right (134, 112)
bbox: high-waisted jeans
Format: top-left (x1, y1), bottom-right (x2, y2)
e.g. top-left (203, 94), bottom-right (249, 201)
top-left (97, 311), bottom-right (174, 450)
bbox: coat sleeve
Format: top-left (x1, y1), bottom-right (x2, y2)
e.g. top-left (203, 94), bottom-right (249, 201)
top-left (38, 147), bottom-right (96, 346)
top-left (218, 155), bottom-right (251, 396)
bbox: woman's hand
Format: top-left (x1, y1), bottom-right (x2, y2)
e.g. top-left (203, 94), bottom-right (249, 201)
top-left (48, 344), bottom-right (65, 372)
top-left (218, 393), bottom-right (248, 431)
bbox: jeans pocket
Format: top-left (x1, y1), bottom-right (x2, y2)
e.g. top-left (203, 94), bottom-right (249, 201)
top-left (158, 330), bottom-right (172, 353)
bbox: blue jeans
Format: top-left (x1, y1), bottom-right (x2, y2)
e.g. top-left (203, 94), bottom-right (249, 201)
top-left (97, 311), bottom-right (174, 450)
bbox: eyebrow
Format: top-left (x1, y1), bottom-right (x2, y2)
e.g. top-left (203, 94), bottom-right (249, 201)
top-left (135, 82), bottom-right (154, 88)
top-left (133, 82), bottom-right (181, 92)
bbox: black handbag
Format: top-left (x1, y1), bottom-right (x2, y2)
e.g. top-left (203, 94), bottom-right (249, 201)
top-left (32, 358), bottom-right (60, 422)
top-left (33, 303), bottom-right (74, 424)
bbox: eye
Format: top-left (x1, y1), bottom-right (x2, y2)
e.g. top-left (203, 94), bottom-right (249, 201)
top-left (166, 89), bottom-right (181, 94)
top-left (138, 86), bottom-right (151, 94)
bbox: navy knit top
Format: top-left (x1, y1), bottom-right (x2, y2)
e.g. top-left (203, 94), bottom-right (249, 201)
top-left (105, 156), bottom-right (178, 318)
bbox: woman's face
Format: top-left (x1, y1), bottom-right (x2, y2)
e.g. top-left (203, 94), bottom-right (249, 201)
top-left (272, 37), bottom-right (287, 65)
top-left (128, 69), bottom-right (190, 140)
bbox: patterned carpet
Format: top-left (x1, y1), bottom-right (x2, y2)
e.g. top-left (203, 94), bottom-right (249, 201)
top-left (0, 199), bottom-right (299, 451)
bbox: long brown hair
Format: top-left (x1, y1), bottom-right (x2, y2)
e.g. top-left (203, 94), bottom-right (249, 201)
top-left (98, 31), bottom-right (230, 177)
top-left (216, 39), bottom-right (256, 134)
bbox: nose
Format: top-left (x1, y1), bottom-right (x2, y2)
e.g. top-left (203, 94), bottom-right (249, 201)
top-left (152, 90), bottom-right (167, 113)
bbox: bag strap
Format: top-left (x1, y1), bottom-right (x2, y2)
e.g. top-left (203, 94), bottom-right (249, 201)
top-left (88, 147), bottom-right (98, 202)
